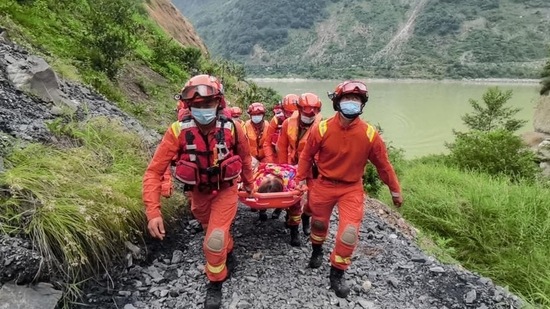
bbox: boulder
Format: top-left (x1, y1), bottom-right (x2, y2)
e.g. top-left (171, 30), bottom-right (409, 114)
top-left (536, 139), bottom-right (550, 162)
top-left (533, 96), bottom-right (550, 135)
top-left (0, 283), bottom-right (62, 309)
top-left (6, 55), bottom-right (78, 112)
top-left (520, 131), bottom-right (550, 149)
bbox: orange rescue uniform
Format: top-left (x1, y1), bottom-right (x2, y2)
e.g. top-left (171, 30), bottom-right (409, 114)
top-left (143, 120), bottom-right (253, 282)
top-left (262, 116), bottom-right (283, 164)
top-left (296, 114), bottom-right (401, 270)
top-left (276, 112), bottom-right (322, 225)
top-left (243, 119), bottom-right (269, 162)
top-left (277, 112), bottom-right (322, 165)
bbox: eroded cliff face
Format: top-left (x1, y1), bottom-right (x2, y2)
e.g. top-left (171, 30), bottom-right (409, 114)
top-left (145, 0), bottom-right (208, 54)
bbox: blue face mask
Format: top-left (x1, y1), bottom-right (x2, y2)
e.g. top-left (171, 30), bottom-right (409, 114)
top-left (339, 101), bottom-right (362, 119)
top-left (191, 107), bottom-right (217, 125)
top-left (251, 115), bottom-right (264, 124)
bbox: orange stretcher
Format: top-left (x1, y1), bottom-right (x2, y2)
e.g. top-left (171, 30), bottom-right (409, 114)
top-left (238, 190), bottom-right (303, 210)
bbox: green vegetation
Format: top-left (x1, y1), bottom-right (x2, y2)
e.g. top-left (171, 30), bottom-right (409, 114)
top-left (385, 161), bottom-right (550, 307)
top-left (0, 0), bottom-right (280, 131)
top-left (0, 118), bottom-right (184, 299)
top-left (542, 51), bottom-right (550, 95)
top-left (447, 87), bottom-right (538, 182)
top-left (177, 0), bottom-right (330, 57)
top-left (369, 87), bottom-right (548, 306)
top-left (176, 0), bottom-right (550, 79)
top-left (1, 0), bottom-right (549, 307)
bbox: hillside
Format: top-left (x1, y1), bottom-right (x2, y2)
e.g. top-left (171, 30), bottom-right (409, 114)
top-left (145, 0), bottom-right (208, 53)
top-left (174, 0), bottom-right (550, 79)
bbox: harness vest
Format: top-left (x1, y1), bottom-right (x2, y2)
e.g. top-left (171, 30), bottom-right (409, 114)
top-left (244, 120), bottom-right (268, 160)
top-left (285, 113), bottom-right (321, 164)
top-left (172, 116), bottom-right (242, 190)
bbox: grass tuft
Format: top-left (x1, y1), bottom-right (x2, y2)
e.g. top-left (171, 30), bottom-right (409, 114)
top-left (384, 161), bottom-right (550, 306)
top-left (0, 118), bottom-right (184, 282)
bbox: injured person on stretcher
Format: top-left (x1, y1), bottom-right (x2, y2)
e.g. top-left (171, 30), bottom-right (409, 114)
top-left (246, 159), bottom-right (298, 221)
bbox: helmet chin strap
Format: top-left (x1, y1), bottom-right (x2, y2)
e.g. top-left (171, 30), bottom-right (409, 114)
top-left (340, 112), bottom-right (361, 120)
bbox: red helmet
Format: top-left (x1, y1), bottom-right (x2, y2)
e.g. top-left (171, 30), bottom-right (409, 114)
top-left (329, 80), bottom-right (368, 110)
top-left (298, 93), bottom-right (322, 116)
top-left (178, 74), bottom-right (226, 108)
top-left (282, 94), bottom-right (299, 114)
top-left (230, 106), bottom-right (243, 118)
top-left (247, 102), bottom-right (266, 115)
top-left (273, 103), bottom-right (283, 112)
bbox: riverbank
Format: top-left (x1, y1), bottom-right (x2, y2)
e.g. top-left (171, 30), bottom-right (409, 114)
top-left (250, 77), bottom-right (541, 85)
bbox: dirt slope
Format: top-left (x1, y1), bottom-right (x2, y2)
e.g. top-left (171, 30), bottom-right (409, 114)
top-left (145, 0), bottom-right (208, 54)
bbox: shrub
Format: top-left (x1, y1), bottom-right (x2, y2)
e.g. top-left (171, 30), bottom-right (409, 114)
top-left (541, 53), bottom-right (550, 96)
top-left (80, 0), bottom-right (141, 79)
top-left (448, 129), bottom-right (538, 182)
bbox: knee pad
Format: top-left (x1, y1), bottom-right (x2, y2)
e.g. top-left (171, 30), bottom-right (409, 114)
top-left (340, 225), bottom-right (357, 246)
top-left (311, 220), bottom-right (326, 232)
top-left (205, 229), bottom-right (224, 253)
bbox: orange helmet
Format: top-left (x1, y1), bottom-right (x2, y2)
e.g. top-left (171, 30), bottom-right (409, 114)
top-left (329, 80), bottom-right (368, 111)
top-left (230, 106), bottom-right (243, 118)
top-left (177, 74), bottom-right (226, 108)
top-left (282, 94), bottom-right (299, 114)
top-left (298, 93), bottom-right (322, 116)
top-left (247, 102), bottom-right (266, 115)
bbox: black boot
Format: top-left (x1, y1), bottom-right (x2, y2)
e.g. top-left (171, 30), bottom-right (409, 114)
top-left (272, 208), bottom-right (282, 219)
top-left (289, 225), bottom-right (302, 247)
top-left (308, 244), bottom-right (323, 268)
top-left (226, 251), bottom-right (237, 278)
top-left (301, 213), bottom-right (311, 236)
top-left (330, 266), bottom-right (350, 298)
top-left (259, 210), bottom-right (268, 221)
top-left (284, 211), bottom-right (290, 228)
top-left (204, 281), bottom-right (223, 309)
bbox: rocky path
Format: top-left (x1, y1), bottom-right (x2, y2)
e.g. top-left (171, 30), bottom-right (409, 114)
top-left (79, 199), bottom-right (521, 309)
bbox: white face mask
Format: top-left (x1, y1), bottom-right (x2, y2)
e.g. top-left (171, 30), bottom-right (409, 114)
top-left (300, 115), bottom-right (315, 124)
top-left (251, 115), bottom-right (264, 124)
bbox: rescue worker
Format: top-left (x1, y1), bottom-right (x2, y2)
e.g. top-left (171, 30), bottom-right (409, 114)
top-left (176, 98), bottom-right (190, 121)
top-left (277, 93), bottom-right (322, 245)
top-left (262, 103), bottom-right (284, 164)
top-left (263, 94), bottom-right (299, 164)
top-left (229, 106), bottom-right (244, 125)
top-left (242, 102), bottom-right (270, 220)
top-left (160, 96), bottom-right (191, 199)
top-left (295, 80), bottom-right (403, 298)
top-left (262, 95), bottom-right (299, 219)
top-left (143, 74), bottom-right (254, 309)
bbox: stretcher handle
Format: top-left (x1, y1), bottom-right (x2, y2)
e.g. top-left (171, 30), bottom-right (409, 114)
top-left (237, 190), bottom-right (302, 199)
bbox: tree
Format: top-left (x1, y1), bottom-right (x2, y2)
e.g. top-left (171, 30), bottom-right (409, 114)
top-left (80, 0), bottom-right (141, 79)
top-left (541, 55), bottom-right (550, 95)
top-left (447, 87), bottom-right (537, 181)
top-left (460, 87), bottom-right (526, 133)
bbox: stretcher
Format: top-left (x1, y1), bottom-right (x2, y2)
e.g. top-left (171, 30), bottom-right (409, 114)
top-left (238, 190), bottom-right (303, 210)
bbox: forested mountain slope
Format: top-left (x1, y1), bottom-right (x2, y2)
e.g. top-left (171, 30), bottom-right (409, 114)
top-left (175, 0), bottom-right (550, 79)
